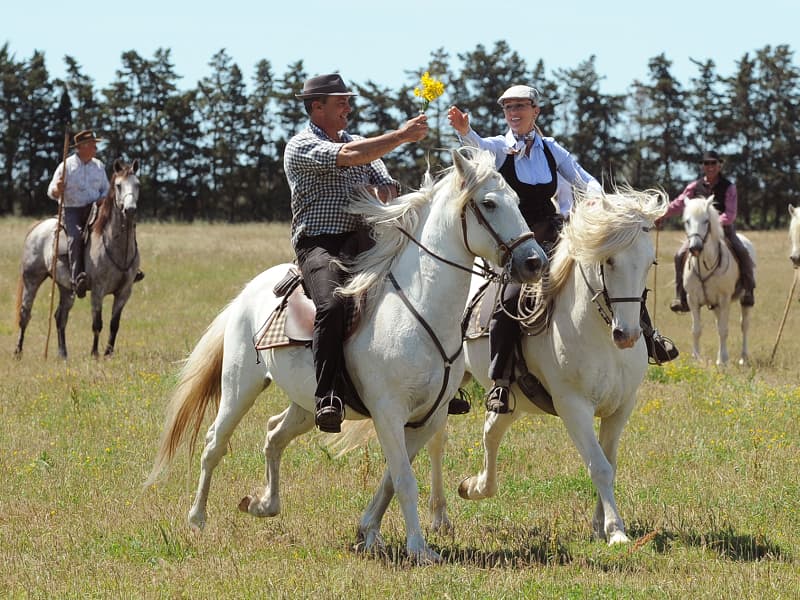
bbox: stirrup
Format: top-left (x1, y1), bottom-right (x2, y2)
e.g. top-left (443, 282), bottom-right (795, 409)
top-left (134, 270), bottom-right (145, 283)
top-left (647, 330), bottom-right (679, 365)
top-left (485, 385), bottom-right (511, 414)
top-left (315, 392), bottom-right (344, 434)
top-left (447, 388), bottom-right (471, 415)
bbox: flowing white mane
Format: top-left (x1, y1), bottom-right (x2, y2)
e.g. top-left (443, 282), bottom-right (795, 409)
top-left (341, 149), bottom-right (505, 299)
top-left (544, 187), bottom-right (667, 302)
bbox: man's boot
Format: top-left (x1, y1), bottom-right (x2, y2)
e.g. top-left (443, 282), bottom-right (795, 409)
top-left (670, 249), bottom-right (689, 313)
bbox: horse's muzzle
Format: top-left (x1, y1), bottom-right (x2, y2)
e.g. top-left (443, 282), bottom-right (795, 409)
top-left (510, 239), bottom-right (548, 284)
top-left (612, 327), bottom-right (641, 349)
top-left (790, 253), bottom-right (800, 268)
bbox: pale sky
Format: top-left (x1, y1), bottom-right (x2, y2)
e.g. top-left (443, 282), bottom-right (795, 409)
top-left (5, 0), bottom-right (799, 98)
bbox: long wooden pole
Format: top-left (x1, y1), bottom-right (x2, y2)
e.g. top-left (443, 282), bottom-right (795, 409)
top-left (652, 227), bottom-right (660, 325)
top-left (768, 269), bottom-right (799, 366)
top-left (44, 129), bottom-right (70, 359)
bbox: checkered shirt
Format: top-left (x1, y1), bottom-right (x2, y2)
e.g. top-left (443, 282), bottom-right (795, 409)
top-left (285, 122), bottom-right (400, 249)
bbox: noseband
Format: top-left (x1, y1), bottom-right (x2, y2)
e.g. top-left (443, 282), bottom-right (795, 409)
top-left (579, 262), bottom-right (646, 328)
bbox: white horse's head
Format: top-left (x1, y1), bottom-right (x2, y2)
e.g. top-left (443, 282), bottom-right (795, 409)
top-left (450, 148), bottom-right (547, 283)
top-left (683, 195), bottom-right (722, 257)
top-left (788, 204), bottom-right (800, 268)
top-left (112, 159), bottom-right (140, 220)
top-left (553, 188), bottom-right (665, 349)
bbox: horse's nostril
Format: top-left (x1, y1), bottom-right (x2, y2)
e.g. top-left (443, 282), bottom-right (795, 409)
top-left (612, 328), bottom-right (626, 342)
top-left (525, 256), bottom-right (541, 272)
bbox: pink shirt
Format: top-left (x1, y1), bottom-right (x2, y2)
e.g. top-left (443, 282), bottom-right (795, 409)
top-left (663, 178), bottom-right (738, 227)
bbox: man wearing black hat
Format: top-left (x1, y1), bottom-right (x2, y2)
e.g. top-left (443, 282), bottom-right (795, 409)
top-left (284, 73), bottom-right (429, 433)
top-left (659, 150), bottom-right (755, 311)
top-left (47, 129), bottom-right (110, 298)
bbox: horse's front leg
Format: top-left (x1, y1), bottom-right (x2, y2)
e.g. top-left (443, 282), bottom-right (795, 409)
top-left (689, 302), bottom-right (703, 360)
top-left (713, 302), bottom-right (731, 365)
top-left (426, 422), bottom-right (452, 534)
top-left (559, 398), bottom-right (628, 545)
top-left (239, 401), bottom-right (313, 518)
top-left (458, 409), bottom-right (522, 500)
top-left (90, 291), bottom-right (104, 357)
top-left (54, 285), bottom-right (75, 359)
top-left (739, 304), bottom-right (752, 365)
top-left (370, 410), bottom-right (442, 564)
top-left (104, 288), bottom-right (132, 356)
top-left (593, 405), bottom-right (635, 544)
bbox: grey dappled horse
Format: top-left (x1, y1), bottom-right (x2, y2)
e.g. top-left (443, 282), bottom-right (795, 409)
top-left (15, 159), bottom-right (141, 358)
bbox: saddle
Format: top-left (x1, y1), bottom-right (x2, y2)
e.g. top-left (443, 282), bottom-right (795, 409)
top-left (253, 266), bottom-right (369, 418)
top-left (462, 281), bottom-right (557, 416)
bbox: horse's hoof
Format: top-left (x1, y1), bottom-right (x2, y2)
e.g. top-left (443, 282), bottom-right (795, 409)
top-left (607, 531), bottom-right (630, 545)
top-left (409, 546), bottom-right (443, 565)
top-left (237, 496), bottom-right (252, 513)
top-left (457, 478), bottom-right (472, 500)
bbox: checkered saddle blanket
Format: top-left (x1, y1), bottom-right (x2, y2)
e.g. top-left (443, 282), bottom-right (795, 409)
top-left (254, 266), bottom-right (360, 351)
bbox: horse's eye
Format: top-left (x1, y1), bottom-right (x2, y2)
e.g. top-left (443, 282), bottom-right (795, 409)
top-left (606, 257), bottom-right (615, 268)
top-left (482, 199), bottom-right (497, 211)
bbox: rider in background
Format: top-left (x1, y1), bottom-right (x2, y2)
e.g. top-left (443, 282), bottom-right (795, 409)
top-left (47, 130), bottom-right (109, 299)
top-left (658, 150), bottom-right (755, 312)
top-left (449, 85), bottom-right (678, 413)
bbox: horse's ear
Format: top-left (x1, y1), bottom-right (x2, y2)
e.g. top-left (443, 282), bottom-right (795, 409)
top-left (132, 159), bottom-right (139, 174)
top-left (705, 195), bottom-right (715, 211)
top-left (451, 149), bottom-right (473, 189)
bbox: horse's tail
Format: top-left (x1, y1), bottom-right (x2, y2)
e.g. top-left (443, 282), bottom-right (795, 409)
top-left (144, 304), bottom-right (231, 487)
top-left (327, 420), bottom-right (377, 458)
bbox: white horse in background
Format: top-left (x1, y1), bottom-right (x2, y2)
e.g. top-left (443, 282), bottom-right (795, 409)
top-left (682, 196), bottom-right (755, 365)
top-left (789, 204), bottom-right (800, 268)
top-left (145, 149), bottom-right (547, 563)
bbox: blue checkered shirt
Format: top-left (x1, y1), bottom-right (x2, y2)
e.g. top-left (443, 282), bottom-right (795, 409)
top-left (285, 122), bottom-right (400, 249)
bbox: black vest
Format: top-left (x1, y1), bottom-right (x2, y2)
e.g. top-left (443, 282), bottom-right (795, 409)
top-left (689, 176), bottom-right (731, 215)
top-left (499, 141), bottom-right (558, 228)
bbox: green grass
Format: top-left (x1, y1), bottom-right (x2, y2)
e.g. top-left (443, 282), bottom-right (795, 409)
top-left (1, 219), bottom-right (798, 598)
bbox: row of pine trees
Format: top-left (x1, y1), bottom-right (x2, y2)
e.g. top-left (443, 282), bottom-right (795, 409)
top-left (1, 41), bottom-right (798, 227)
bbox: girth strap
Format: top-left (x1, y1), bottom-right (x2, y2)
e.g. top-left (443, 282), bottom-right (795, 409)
top-left (387, 272), bottom-right (463, 429)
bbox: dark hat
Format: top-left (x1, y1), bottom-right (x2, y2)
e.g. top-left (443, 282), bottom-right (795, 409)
top-left (295, 73), bottom-right (357, 99)
top-left (71, 130), bottom-right (104, 147)
top-left (701, 150), bottom-right (722, 162)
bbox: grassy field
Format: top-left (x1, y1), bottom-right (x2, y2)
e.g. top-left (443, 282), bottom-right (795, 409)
top-left (1, 217), bottom-right (798, 599)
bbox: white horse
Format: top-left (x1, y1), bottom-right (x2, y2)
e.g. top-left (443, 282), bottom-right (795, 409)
top-left (340, 189), bottom-right (666, 546)
top-left (145, 149), bottom-right (547, 563)
top-left (789, 204), bottom-right (800, 268)
top-left (682, 196), bottom-right (755, 365)
top-left (429, 189), bottom-right (666, 545)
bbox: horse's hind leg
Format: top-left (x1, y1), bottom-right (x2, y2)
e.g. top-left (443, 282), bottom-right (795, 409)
top-left (458, 410), bottom-right (522, 500)
top-left (15, 273), bottom-right (46, 356)
top-left (187, 359), bottom-right (266, 531)
top-left (239, 401), bottom-right (313, 518)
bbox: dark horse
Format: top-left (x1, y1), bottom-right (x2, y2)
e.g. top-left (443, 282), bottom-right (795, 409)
top-left (15, 159), bottom-right (141, 358)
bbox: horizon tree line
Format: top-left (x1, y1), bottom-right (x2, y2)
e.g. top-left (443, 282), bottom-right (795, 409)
top-left (0, 41), bottom-right (798, 228)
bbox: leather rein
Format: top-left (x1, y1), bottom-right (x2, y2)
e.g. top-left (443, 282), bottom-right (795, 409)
top-left (390, 197), bottom-right (536, 429)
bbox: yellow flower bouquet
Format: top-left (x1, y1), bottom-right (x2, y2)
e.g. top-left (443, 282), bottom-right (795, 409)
top-left (414, 71), bottom-right (445, 113)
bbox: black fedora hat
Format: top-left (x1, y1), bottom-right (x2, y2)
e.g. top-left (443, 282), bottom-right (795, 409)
top-left (701, 150), bottom-right (722, 163)
top-left (295, 73), bottom-right (357, 99)
top-left (70, 129), bottom-right (105, 148)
